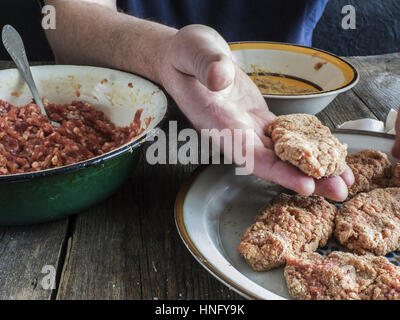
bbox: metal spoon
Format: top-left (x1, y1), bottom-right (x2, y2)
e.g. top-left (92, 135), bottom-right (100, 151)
top-left (1, 24), bottom-right (59, 126)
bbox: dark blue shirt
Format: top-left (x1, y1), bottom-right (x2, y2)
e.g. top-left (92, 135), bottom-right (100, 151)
top-left (117, 0), bottom-right (328, 46)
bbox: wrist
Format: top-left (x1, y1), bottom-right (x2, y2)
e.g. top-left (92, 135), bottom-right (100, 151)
top-left (153, 28), bottom-right (177, 86)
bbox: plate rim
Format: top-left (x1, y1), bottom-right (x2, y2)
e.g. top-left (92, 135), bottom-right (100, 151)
top-left (174, 129), bottom-right (396, 300)
top-left (174, 164), bottom-right (263, 300)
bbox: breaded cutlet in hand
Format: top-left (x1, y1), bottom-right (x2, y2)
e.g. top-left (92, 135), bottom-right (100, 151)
top-left (267, 114), bottom-right (347, 179)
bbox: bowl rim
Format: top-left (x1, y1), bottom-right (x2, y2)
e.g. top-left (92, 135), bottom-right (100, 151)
top-left (0, 65), bottom-right (168, 183)
top-left (229, 41), bottom-right (359, 99)
top-left (0, 137), bottom-right (145, 183)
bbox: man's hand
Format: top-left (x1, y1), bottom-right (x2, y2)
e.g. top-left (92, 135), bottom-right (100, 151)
top-left (392, 111), bottom-right (400, 158)
top-left (158, 25), bottom-right (354, 201)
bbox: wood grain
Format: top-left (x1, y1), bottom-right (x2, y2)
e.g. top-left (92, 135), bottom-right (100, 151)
top-left (347, 53), bottom-right (400, 120)
top-left (0, 220), bottom-right (68, 300)
top-left (318, 89), bottom-right (377, 128)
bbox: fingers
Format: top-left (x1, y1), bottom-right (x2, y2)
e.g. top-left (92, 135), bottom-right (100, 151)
top-left (169, 24), bottom-right (235, 91)
top-left (269, 160), bottom-right (316, 196)
top-left (252, 146), bottom-right (316, 196)
top-left (258, 134), bottom-right (274, 149)
top-left (392, 111), bottom-right (400, 158)
top-left (393, 138), bottom-right (400, 159)
top-left (253, 143), bottom-right (351, 201)
top-left (314, 176), bottom-right (348, 202)
top-left (339, 166), bottom-right (355, 187)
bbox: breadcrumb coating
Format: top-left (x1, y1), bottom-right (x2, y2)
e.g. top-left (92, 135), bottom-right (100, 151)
top-left (267, 114), bottom-right (347, 179)
top-left (346, 149), bottom-right (392, 198)
top-left (335, 188), bottom-right (400, 255)
top-left (238, 193), bottom-right (336, 271)
top-left (389, 163), bottom-right (400, 187)
top-left (284, 252), bottom-right (400, 300)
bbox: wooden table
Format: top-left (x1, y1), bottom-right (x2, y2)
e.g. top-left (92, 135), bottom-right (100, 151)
top-left (0, 53), bottom-right (399, 300)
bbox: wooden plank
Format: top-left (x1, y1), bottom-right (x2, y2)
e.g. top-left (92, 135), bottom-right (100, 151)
top-left (0, 60), bottom-right (54, 69)
top-left (346, 53), bottom-right (400, 120)
top-left (316, 108), bottom-right (335, 128)
top-left (0, 61), bottom-right (15, 69)
top-left (56, 182), bottom-right (146, 300)
top-left (0, 220), bottom-right (69, 300)
top-left (318, 54), bottom-right (399, 127)
top-left (56, 105), bottom-right (242, 300)
top-left (318, 89), bottom-right (377, 128)
top-left (347, 53), bottom-right (400, 76)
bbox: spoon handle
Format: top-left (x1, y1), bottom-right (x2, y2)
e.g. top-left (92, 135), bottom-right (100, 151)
top-left (1, 25), bottom-right (47, 115)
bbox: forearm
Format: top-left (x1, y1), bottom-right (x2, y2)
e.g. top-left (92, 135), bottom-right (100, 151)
top-left (44, 0), bottom-right (177, 84)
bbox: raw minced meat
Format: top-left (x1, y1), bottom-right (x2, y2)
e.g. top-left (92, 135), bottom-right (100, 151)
top-left (0, 99), bottom-right (146, 174)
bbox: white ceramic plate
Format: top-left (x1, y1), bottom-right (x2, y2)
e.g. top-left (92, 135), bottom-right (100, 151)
top-left (175, 130), bottom-right (399, 300)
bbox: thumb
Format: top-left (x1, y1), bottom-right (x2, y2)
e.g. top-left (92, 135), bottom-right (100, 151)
top-left (169, 24), bottom-right (235, 91)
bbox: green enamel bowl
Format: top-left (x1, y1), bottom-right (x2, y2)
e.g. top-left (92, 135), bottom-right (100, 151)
top-left (0, 65), bottom-right (167, 225)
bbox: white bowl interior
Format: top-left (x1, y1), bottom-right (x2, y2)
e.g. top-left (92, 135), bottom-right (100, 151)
top-left (231, 44), bottom-right (354, 92)
top-left (0, 65), bottom-right (167, 132)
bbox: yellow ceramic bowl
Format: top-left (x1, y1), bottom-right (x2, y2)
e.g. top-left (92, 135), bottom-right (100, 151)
top-left (230, 42), bottom-right (359, 115)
